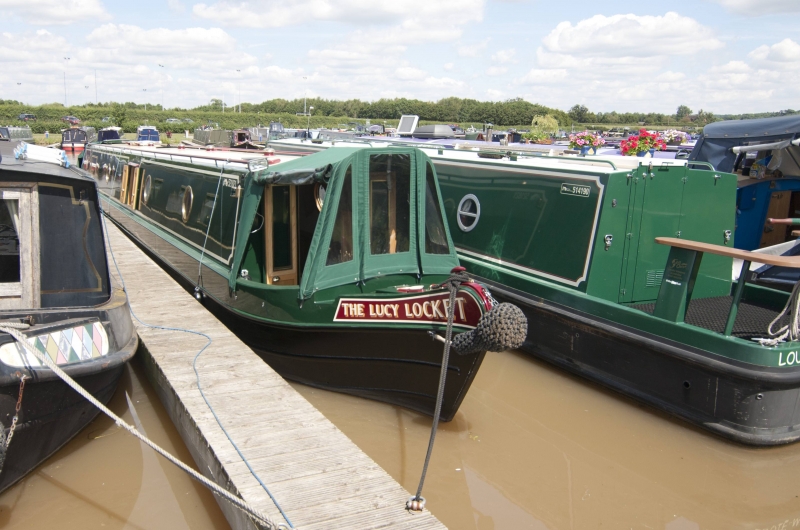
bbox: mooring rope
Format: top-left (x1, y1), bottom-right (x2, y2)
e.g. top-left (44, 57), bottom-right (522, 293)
top-left (757, 281), bottom-right (800, 346)
top-left (407, 269), bottom-right (470, 512)
top-left (98, 197), bottom-right (295, 528)
top-left (0, 322), bottom-right (287, 530)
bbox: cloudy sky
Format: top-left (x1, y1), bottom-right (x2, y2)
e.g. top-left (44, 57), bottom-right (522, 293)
top-left (1, 0), bottom-right (798, 114)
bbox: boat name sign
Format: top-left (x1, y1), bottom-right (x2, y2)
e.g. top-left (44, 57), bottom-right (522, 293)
top-left (334, 291), bottom-right (483, 329)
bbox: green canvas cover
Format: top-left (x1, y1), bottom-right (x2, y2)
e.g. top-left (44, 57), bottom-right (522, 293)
top-left (229, 148), bottom-right (363, 291)
top-left (228, 146), bottom-right (459, 298)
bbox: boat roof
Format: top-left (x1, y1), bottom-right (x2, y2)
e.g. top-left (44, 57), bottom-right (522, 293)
top-left (269, 137), bottom-right (688, 175)
top-left (89, 141), bottom-right (302, 172)
top-left (0, 141), bottom-right (94, 183)
top-left (258, 146), bottom-right (364, 177)
top-left (702, 115), bottom-right (800, 139)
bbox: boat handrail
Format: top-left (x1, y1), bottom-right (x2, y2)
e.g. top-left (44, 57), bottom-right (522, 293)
top-left (687, 161), bottom-right (716, 171)
top-left (409, 142), bottom-right (621, 171)
top-left (95, 144), bottom-right (256, 170)
top-left (504, 152), bottom-right (619, 171)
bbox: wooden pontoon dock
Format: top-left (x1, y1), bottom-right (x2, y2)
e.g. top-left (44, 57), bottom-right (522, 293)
top-left (104, 221), bottom-right (447, 530)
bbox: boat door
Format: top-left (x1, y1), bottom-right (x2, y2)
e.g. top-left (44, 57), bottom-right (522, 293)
top-left (0, 186), bottom-right (40, 309)
top-left (619, 162), bottom-right (685, 303)
top-left (127, 163), bottom-right (142, 209)
top-left (265, 185), bottom-right (298, 285)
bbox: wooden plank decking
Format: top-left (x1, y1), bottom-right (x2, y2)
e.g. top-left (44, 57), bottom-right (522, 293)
top-left (104, 220), bottom-right (446, 530)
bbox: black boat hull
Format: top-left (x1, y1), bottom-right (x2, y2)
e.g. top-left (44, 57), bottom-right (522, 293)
top-left (104, 203), bottom-right (485, 421)
top-left (216, 311), bottom-right (485, 422)
top-left (0, 364), bottom-right (125, 492)
top-left (489, 281), bottom-right (800, 446)
top-left (0, 289), bottom-right (139, 492)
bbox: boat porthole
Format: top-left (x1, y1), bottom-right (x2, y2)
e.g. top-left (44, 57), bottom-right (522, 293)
top-left (142, 174), bottom-right (152, 205)
top-left (314, 182), bottom-right (326, 212)
top-left (457, 194), bottom-right (481, 232)
top-left (182, 186), bottom-right (193, 223)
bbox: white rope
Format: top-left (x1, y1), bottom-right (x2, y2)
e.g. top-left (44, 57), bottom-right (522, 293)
top-left (755, 281), bottom-right (800, 346)
top-left (0, 321), bottom-right (288, 530)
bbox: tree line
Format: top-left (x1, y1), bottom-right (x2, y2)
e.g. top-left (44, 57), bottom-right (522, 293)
top-left (1, 97), bottom-right (797, 128)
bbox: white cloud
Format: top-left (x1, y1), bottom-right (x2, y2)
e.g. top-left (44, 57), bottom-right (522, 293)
top-left (486, 88), bottom-right (505, 100)
top-left (443, 62), bottom-right (454, 70)
top-left (81, 24), bottom-right (258, 73)
top-left (458, 38), bottom-right (490, 57)
top-left (655, 71), bottom-right (686, 82)
top-left (193, 0), bottom-right (483, 29)
top-left (708, 0), bottom-right (800, 15)
top-left (518, 68), bottom-right (568, 84)
top-left (167, 0), bottom-right (185, 12)
top-left (395, 66), bottom-right (427, 80)
top-left (0, 0), bottom-right (109, 25)
top-left (749, 38), bottom-right (800, 65)
top-left (542, 12), bottom-right (723, 58)
top-left (491, 48), bottom-right (516, 63)
top-left (486, 66), bottom-right (507, 76)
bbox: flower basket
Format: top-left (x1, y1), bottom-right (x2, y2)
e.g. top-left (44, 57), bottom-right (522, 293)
top-left (661, 129), bottom-right (689, 146)
top-left (620, 129), bottom-right (666, 156)
top-left (568, 131), bottom-right (605, 153)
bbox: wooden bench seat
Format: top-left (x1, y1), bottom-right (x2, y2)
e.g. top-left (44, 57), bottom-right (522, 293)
top-left (652, 237), bottom-right (795, 336)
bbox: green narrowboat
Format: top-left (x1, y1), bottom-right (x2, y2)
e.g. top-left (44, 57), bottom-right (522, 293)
top-left (266, 137), bottom-right (800, 445)
top-left (80, 143), bottom-right (525, 420)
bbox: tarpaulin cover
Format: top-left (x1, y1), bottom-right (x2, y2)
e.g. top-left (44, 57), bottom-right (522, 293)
top-left (691, 115), bottom-right (800, 173)
top-left (227, 146), bottom-right (459, 299)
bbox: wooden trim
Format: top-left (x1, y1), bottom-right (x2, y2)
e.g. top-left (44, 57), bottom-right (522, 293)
top-left (120, 164), bottom-right (130, 204)
top-left (656, 237), bottom-right (800, 268)
top-left (129, 165), bottom-right (142, 209)
top-left (0, 184), bottom-right (40, 309)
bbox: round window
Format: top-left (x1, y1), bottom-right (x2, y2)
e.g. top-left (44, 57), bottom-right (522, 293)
top-left (457, 194), bottom-right (481, 232)
top-left (314, 182), bottom-right (326, 212)
top-left (142, 174), bottom-right (152, 205)
top-left (182, 186), bottom-right (193, 223)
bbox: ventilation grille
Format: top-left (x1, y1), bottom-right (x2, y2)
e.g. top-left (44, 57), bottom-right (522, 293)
top-left (645, 269), bottom-right (664, 288)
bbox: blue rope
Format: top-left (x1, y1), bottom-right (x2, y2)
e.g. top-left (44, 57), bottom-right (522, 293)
top-left (99, 197), bottom-right (295, 529)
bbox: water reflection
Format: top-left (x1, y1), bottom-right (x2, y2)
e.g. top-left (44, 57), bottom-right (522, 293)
top-left (291, 350), bottom-right (800, 530)
top-left (0, 357), bottom-right (229, 529)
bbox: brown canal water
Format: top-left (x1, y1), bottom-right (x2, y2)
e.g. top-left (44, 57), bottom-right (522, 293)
top-left (8, 151), bottom-right (798, 529)
top-left (290, 350), bottom-right (800, 530)
top-left (0, 356), bottom-right (230, 530)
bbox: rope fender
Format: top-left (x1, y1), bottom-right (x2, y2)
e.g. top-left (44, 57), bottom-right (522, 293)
top-left (451, 302), bottom-right (527, 355)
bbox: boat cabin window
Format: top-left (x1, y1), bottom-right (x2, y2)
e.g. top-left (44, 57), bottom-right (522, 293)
top-left (182, 185), bottom-right (193, 223)
top-left (424, 162), bottom-right (449, 255)
top-left (0, 194), bottom-right (20, 285)
top-left (326, 166), bottom-right (353, 265)
top-left (198, 193), bottom-right (216, 226)
top-left (369, 153), bottom-right (411, 255)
